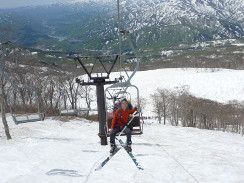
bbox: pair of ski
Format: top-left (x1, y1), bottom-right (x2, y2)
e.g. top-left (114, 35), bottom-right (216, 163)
top-left (95, 138), bottom-right (144, 171)
top-left (95, 111), bottom-right (144, 171)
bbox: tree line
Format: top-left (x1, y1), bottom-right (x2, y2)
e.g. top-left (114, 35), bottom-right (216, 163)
top-left (151, 88), bottom-right (244, 135)
top-left (0, 45), bottom-right (95, 139)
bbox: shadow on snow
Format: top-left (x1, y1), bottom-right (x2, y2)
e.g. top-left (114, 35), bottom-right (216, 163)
top-left (46, 169), bottom-right (84, 177)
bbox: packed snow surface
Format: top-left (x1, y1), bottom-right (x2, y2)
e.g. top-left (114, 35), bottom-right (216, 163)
top-left (1, 117), bottom-right (244, 183)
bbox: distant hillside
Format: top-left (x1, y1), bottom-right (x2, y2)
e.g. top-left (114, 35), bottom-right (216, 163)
top-left (0, 0), bottom-right (243, 63)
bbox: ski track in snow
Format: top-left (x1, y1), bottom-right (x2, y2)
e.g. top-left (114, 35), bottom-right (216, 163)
top-left (0, 117), bottom-right (244, 183)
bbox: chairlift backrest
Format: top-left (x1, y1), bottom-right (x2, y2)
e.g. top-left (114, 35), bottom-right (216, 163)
top-left (105, 84), bottom-right (143, 136)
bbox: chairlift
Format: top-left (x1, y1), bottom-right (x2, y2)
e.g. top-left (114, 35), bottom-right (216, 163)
top-left (105, 83), bottom-right (143, 136)
top-left (104, 20), bottom-right (143, 136)
top-left (0, 42), bottom-right (45, 125)
top-left (7, 84), bottom-right (45, 125)
top-left (58, 86), bottom-right (91, 115)
top-left (60, 109), bottom-right (77, 115)
top-left (78, 108), bottom-right (91, 112)
top-left (102, 6), bottom-right (143, 136)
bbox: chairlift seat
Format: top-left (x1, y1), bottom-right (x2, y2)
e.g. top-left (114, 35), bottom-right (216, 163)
top-left (7, 84), bottom-right (45, 125)
top-left (106, 114), bottom-right (143, 136)
top-left (90, 109), bottom-right (98, 112)
top-left (79, 108), bottom-right (90, 112)
top-left (60, 109), bottom-right (77, 115)
top-left (13, 113), bottom-right (45, 125)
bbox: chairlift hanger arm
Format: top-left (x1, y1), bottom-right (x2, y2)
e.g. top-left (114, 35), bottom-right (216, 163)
top-left (0, 42), bottom-right (37, 90)
top-left (107, 90), bottom-right (114, 99)
top-left (125, 33), bottom-right (140, 82)
top-left (122, 67), bottom-right (130, 79)
top-left (116, 0), bottom-right (140, 83)
top-left (0, 43), bottom-right (18, 89)
top-left (106, 33), bottom-right (140, 91)
top-left (0, 67), bottom-right (18, 89)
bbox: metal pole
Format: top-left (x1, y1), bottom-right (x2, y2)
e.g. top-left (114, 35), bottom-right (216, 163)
top-left (117, 0), bottom-right (122, 76)
top-left (96, 83), bottom-right (108, 145)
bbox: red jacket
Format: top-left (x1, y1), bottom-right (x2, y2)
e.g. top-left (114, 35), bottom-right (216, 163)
top-left (111, 108), bottom-right (137, 129)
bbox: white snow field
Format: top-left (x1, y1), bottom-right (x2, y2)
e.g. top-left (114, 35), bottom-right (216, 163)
top-left (107, 68), bottom-right (244, 116)
top-left (1, 117), bottom-right (244, 183)
top-left (130, 68), bottom-right (244, 103)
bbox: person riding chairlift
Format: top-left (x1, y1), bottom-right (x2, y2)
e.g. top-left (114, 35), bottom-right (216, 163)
top-left (113, 99), bottom-right (133, 112)
top-left (109, 98), bottom-right (139, 154)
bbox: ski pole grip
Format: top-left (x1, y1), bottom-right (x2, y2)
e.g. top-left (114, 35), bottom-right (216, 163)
top-left (133, 111), bottom-right (139, 116)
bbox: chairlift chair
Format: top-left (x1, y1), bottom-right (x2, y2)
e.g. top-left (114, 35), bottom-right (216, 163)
top-left (78, 108), bottom-right (91, 112)
top-left (105, 83), bottom-right (143, 136)
top-left (58, 87), bottom-right (91, 115)
top-left (7, 84), bottom-right (45, 125)
top-left (75, 108), bottom-right (91, 116)
top-left (0, 42), bottom-right (44, 125)
top-left (60, 109), bottom-right (77, 115)
top-left (103, 24), bottom-right (143, 137)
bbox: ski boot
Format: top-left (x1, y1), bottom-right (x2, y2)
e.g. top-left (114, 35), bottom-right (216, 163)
top-left (125, 141), bottom-right (132, 153)
top-left (110, 143), bottom-right (117, 155)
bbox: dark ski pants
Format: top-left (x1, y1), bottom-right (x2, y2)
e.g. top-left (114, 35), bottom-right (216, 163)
top-left (110, 126), bottom-right (131, 145)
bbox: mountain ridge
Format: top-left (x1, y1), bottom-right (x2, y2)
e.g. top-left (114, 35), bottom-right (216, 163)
top-left (0, 0), bottom-right (243, 59)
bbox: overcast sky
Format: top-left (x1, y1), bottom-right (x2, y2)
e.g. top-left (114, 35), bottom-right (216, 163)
top-left (0, 0), bottom-right (73, 9)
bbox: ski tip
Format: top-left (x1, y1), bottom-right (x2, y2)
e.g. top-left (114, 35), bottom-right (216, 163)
top-left (94, 167), bottom-right (102, 171)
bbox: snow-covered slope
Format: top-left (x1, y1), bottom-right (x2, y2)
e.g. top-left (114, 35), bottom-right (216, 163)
top-left (0, 117), bottom-right (243, 183)
top-left (131, 68), bottom-right (244, 103)
top-left (105, 68), bottom-right (244, 115)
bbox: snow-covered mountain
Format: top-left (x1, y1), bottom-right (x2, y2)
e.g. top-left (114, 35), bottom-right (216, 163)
top-left (0, 0), bottom-right (243, 53)
top-left (67, 0), bottom-right (244, 31)
top-left (119, 0), bottom-right (244, 30)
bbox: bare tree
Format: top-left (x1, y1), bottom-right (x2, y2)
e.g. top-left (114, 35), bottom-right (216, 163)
top-left (151, 92), bottom-right (163, 124)
top-left (151, 87), bottom-right (244, 135)
top-left (139, 97), bottom-right (147, 113)
top-left (0, 39), bottom-right (12, 139)
top-left (81, 85), bottom-right (95, 117)
top-left (158, 89), bottom-right (171, 125)
top-left (168, 91), bottom-right (180, 126)
top-left (0, 75), bottom-right (12, 139)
